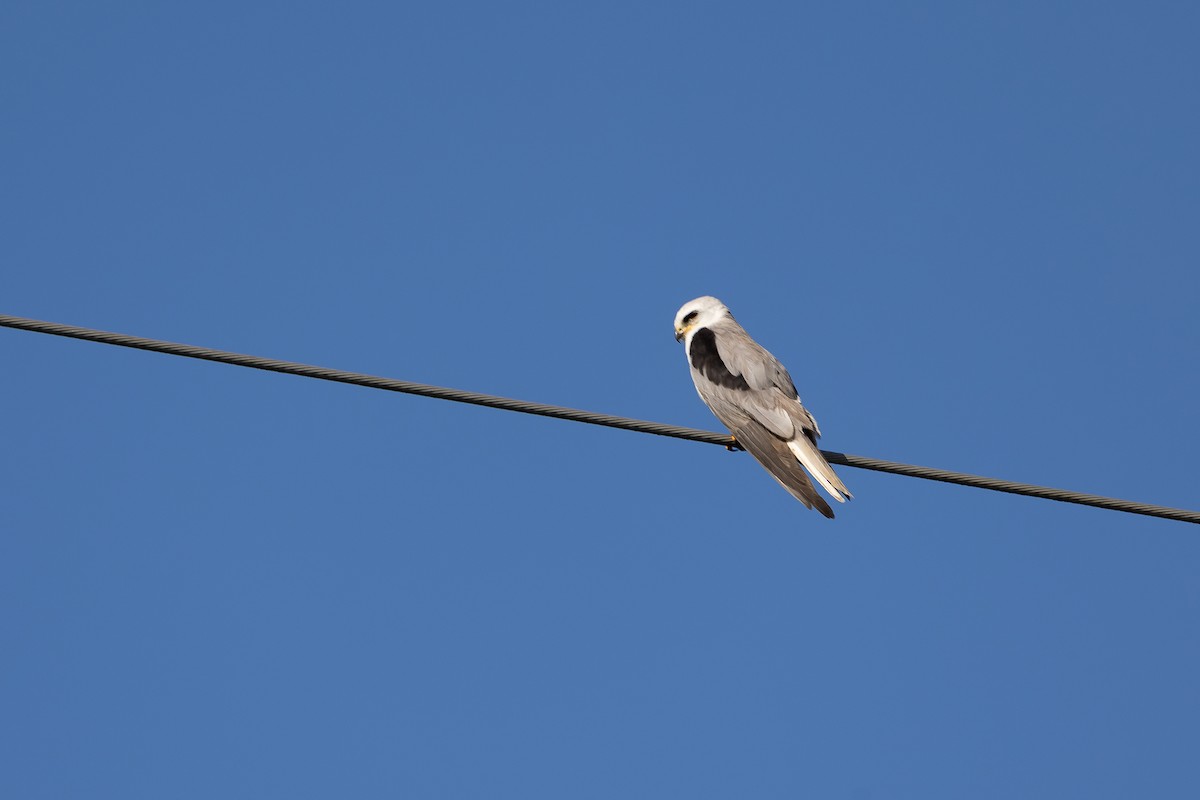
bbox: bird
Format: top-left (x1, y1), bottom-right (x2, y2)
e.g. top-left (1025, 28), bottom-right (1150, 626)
top-left (673, 296), bottom-right (851, 518)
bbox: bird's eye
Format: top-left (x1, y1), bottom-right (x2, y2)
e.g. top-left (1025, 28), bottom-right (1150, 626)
top-left (682, 310), bottom-right (699, 324)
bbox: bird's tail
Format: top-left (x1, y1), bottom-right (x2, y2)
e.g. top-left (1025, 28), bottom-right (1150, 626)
top-left (787, 437), bottom-right (852, 503)
top-left (732, 422), bottom-right (835, 518)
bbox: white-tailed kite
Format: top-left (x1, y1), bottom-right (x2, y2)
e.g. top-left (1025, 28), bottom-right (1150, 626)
top-left (674, 296), bottom-right (851, 518)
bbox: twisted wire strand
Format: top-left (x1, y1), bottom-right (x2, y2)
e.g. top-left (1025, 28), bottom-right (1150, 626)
top-left (3, 313), bottom-right (1196, 525)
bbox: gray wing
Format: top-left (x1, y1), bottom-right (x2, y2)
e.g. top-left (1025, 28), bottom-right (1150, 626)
top-left (705, 319), bottom-right (821, 442)
top-left (688, 319), bottom-right (850, 511)
top-left (729, 419), bottom-right (835, 518)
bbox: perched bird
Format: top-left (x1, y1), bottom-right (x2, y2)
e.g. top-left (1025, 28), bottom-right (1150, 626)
top-left (673, 296), bottom-right (851, 518)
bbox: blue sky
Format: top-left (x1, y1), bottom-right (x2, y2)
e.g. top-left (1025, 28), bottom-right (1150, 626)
top-left (3, 2), bottom-right (1198, 797)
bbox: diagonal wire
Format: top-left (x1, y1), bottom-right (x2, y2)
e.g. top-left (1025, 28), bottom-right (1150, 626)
top-left (2, 312), bottom-right (1197, 525)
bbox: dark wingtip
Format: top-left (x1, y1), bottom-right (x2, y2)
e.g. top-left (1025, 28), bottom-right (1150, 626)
top-left (813, 496), bottom-right (835, 519)
top-left (731, 420), bottom-right (839, 520)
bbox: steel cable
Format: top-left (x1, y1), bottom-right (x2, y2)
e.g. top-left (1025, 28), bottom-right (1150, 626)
top-left (3, 313), bottom-right (1196, 525)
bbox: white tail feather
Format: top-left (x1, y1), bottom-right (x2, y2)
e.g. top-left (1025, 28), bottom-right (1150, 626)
top-left (787, 438), bottom-right (852, 503)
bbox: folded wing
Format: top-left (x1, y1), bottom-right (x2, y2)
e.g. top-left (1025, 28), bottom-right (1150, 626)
top-left (731, 420), bottom-right (835, 518)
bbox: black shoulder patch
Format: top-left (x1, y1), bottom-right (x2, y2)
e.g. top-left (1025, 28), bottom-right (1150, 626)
top-left (690, 327), bottom-right (750, 390)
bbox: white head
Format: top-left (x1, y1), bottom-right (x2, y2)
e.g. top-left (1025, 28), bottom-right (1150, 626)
top-left (674, 296), bottom-right (731, 343)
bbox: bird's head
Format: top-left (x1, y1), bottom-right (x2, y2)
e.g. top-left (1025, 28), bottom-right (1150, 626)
top-left (674, 296), bottom-right (730, 343)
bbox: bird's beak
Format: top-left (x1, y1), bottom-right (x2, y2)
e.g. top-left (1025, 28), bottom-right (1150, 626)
top-left (674, 327), bottom-right (685, 343)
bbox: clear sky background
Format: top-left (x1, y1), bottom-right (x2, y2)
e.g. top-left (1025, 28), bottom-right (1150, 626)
top-left (3, 2), bottom-right (1199, 798)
